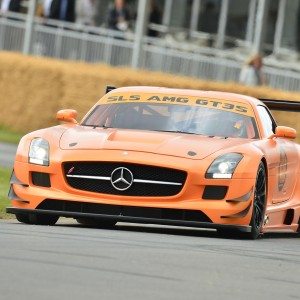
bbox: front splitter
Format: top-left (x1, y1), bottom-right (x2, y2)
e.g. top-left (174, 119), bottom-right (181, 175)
top-left (6, 207), bottom-right (252, 232)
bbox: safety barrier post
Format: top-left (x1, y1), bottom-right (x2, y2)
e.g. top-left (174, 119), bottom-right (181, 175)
top-left (131, 0), bottom-right (150, 69)
top-left (23, 0), bottom-right (36, 55)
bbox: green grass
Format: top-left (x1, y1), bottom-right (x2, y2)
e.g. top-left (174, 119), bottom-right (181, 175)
top-left (0, 167), bottom-right (12, 219)
top-left (0, 126), bottom-right (23, 144)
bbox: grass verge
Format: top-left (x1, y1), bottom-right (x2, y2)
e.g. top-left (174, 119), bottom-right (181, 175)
top-left (0, 167), bottom-right (12, 219)
top-left (0, 126), bottom-right (23, 144)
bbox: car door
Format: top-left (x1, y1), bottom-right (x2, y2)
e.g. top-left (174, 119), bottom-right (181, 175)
top-left (257, 105), bottom-right (298, 204)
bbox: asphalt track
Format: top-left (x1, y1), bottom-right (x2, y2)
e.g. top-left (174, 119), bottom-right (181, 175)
top-left (0, 142), bottom-right (299, 300)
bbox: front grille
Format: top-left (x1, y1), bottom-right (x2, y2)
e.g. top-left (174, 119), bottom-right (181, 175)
top-left (63, 162), bottom-right (187, 197)
top-left (37, 200), bottom-right (212, 223)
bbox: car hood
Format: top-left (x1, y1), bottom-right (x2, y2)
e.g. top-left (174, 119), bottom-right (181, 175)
top-left (59, 126), bottom-right (251, 160)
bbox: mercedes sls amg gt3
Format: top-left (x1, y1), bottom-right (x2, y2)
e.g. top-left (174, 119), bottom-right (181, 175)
top-left (7, 86), bottom-right (300, 239)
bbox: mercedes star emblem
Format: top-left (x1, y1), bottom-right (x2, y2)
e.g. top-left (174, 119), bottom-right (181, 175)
top-left (111, 167), bottom-right (134, 191)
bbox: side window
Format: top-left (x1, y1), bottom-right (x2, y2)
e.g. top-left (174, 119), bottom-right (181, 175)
top-left (257, 106), bottom-right (277, 136)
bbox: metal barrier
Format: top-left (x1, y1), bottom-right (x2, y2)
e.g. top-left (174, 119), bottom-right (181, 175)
top-left (0, 12), bottom-right (299, 91)
top-left (32, 23), bottom-right (134, 66)
top-left (141, 44), bottom-right (241, 82)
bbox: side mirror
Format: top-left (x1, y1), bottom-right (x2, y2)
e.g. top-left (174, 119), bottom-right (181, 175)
top-left (56, 109), bottom-right (78, 124)
top-left (269, 126), bottom-right (297, 139)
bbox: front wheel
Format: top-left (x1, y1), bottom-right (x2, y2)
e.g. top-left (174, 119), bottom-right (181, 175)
top-left (243, 162), bottom-right (267, 239)
top-left (217, 162), bottom-right (267, 239)
top-left (29, 214), bottom-right (59, 225)
top-left (16, 213), bottom-right (59, 226)
top-left (16, 213), bottom-right (30, 224)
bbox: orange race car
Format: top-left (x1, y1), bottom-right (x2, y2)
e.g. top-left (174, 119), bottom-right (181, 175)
top-left (6, 86), bottom-right (300, 239)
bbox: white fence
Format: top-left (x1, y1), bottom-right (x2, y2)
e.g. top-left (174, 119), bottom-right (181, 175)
top-left (0, 12), bottom-right (299, 92)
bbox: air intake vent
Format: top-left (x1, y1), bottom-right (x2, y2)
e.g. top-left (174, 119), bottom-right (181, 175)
top-left (283, 209), bottom-right (294, 225)
top-left (31, 172), bottom-right (51, 187)
top-left (203, 186), bottom-right (228, 200)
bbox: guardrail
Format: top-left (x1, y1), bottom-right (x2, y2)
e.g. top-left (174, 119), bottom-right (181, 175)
top-left (0, 12), bottom-right (299, 92)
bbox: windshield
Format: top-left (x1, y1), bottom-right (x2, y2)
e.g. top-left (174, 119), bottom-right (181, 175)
top-left (83, 99), bottom-right (258, 139)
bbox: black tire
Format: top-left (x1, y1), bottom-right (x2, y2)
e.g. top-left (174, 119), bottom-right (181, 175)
top-left (239, 162), bottom-right (267, 239)
top-left (16, 213), bottom-right (59, 225)
top-left (218, 162), bottom-right (267, 240)
top-left (29, 214), bottom-right (59, 225)
top-left (76, 218), bottom-right (117, 228)
top-left (16, 213), bottom-right (31, 224)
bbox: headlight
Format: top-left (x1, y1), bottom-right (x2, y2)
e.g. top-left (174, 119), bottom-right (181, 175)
top-left (206, 153), bottom-right (243, 179)
top-left (29, 138), bottom-right (50, 166)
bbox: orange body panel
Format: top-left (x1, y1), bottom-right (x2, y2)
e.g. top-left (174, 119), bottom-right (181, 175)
top-left (8, 87), bottom-right (300, 233)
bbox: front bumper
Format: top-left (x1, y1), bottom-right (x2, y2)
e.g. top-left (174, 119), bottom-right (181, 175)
top-left (9, 150), bottom-right (256, 226)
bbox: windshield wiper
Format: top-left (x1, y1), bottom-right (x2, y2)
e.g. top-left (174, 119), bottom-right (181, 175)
top-left (83, 126), bottom-right (204, 135)
top-left (151, 130), bottom-right (200, 135)
top-left (83, 124), bottom-right (113, 129)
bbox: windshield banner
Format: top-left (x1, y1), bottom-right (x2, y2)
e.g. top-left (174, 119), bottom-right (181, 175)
top-left (100, 93), bottom-right (255, 117)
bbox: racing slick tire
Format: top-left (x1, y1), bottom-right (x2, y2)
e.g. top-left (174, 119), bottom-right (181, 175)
top-left (247, 162), bottom-right (267, 239)
top-left (16, 213), bottom-right (59, 225)
top-left (218, 162), bottom-right (267, 240)
top-left (16, 213), bottom-right (31, 224)
top-left (76, 218), bottom-right (117, 228)
top-left (29, 214), bottom-right (59, 225)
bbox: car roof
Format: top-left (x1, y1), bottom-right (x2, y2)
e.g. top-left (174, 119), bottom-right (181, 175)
top-left (109, 86), bottom-right (263, 107)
